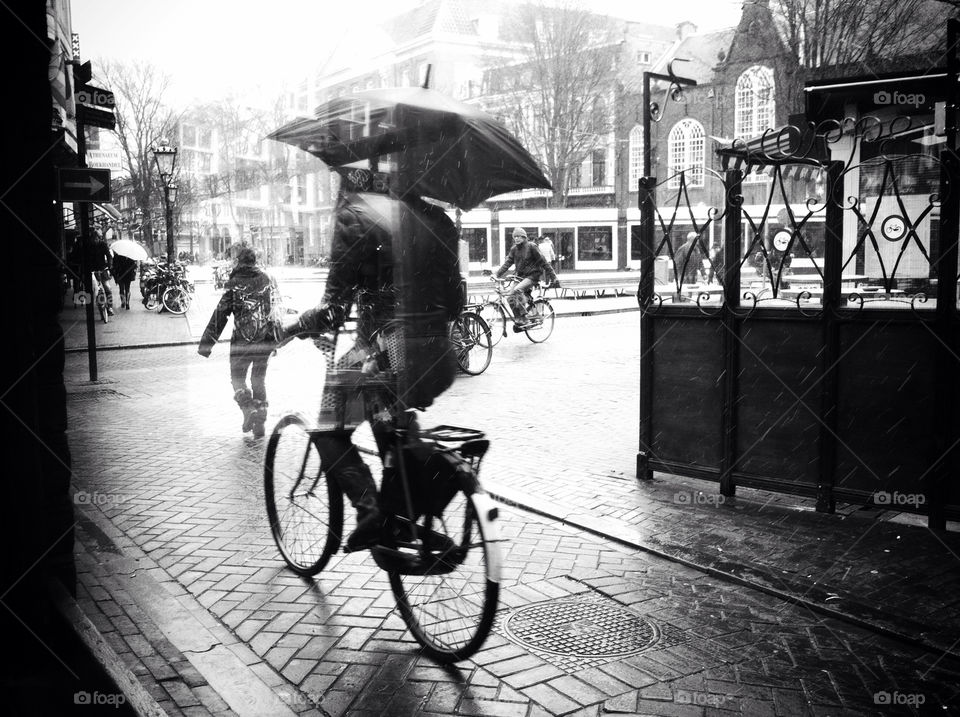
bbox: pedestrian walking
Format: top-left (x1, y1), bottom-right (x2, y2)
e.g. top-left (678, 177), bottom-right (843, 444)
top-left (198, 246), bottom-right (283, 438)
top-left (676, 231), bottom-right (706, 284)
top-left (537, 234), bottom-right (557, 275)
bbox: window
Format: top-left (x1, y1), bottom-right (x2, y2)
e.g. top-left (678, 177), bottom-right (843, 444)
top-left (667, 118), bottom-right (705, 188)
top-left (578, 226), bottom-right (612, 262)
top-left (461, 228), bottom-right (488, 263)
top-left (629, 125), bottom-right (644, 189)
top-left (181, 125), bottom-right (197, 147)
top-left (735, 65), bottom-right (775, 139)
top-left (636, 50), bottom-right (651, 64)
top-left (592, 149), bottom-right (606, 187)
top-left (199, 128), bottom-right (212, 149)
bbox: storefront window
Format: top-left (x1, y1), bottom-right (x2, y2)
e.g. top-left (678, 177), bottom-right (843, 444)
top-left (578, 226), bottom-right (612, 261)
top-left (461, 228), bottom-right (488, 263)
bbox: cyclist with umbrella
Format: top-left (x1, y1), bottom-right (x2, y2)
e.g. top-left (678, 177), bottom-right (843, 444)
top-left (271, 82), bottom-right (552, 550)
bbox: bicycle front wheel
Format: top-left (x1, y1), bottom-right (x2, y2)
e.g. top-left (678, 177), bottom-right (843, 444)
top-left (523, 298), bottom-right (555, 343)
top-left (450, 312), bottom-right (493, 376)
top-left (388, 490), bottom-right (501, 663)
top-left (477, 302), bottom-right (507, 346)
top-left (264, 414), bottom-right (343, 576)
top-left (162, 286), bottom-right (190, 314)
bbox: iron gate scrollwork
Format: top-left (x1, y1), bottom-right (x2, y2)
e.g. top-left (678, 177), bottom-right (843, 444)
top-left (638, 88), bottom-right (960, 529)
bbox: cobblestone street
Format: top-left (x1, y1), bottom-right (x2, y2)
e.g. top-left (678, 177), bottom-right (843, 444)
top-left (61, 313), bottom-right (960, 716)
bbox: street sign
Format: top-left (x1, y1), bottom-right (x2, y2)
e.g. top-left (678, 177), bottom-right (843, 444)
top-left (86, 149), bottom-right (123, 172)
top-left (76, 84), bottom-right (115, 110)
top-left (76, 83), bottom-right (116, 130)
top-left (58, 167), bottom-right (111, 203)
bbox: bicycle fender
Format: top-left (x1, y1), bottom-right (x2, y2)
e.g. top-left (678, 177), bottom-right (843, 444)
top-left (470, 493), bottom-right (502, 584)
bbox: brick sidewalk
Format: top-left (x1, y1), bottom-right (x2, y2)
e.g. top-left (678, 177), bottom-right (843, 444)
top-left (58, 318), bottom-right (960, 715)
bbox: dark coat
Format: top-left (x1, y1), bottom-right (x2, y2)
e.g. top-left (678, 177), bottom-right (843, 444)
top-left (495, 240), bottom-right (557, 283)
top-left (112, 254), bottom-right (137, 283)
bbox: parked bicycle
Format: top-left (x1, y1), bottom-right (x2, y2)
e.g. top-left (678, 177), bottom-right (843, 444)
top-left (141, 261), bottom-right (194, 314)
top-left (264, 326), bottom-right (502, 663)
top-left (448, 310), bottom-right (493, 375)
top-left (475, 273), bottom-right (555, 345)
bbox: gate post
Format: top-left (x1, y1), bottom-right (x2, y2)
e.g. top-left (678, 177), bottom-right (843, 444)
top-left (816, 161), bottom-right (845, 514)
top-left (718, 169), bottom-right (742, 498)
top-left (930, 18), bottom-right (960, 529)
top-left (637, 175), bottom-right (657, 481)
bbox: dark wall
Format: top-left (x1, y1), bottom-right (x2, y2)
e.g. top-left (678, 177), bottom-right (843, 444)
top-left (1, 0), bottom-right (74, 662)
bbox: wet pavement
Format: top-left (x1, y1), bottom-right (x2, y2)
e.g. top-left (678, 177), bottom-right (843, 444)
top-left (55, 280), bottom-right (960, 716)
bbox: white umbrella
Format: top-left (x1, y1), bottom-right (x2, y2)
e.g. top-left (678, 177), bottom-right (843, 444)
top-left (110, 239), bottom-right (149, 261)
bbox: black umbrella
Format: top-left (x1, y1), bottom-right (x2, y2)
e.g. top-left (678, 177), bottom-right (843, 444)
top-left (267, 87), bottom-right (552, 211)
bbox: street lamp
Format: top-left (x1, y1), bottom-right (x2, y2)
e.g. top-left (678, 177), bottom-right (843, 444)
top-left (151, 142), bottom-right (178, 263)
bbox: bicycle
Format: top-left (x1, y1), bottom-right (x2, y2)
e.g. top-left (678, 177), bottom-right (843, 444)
top-left (263, 326), bottom-right (502, 663)
top-left (476, 274), bottom-right (555, 345)
top-left (448, 310), bottom-right (493, 375)
top-left (91, 272), bottom-right (110, 324)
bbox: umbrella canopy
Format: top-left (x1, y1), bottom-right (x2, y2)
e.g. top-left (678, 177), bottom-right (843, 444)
top-left (268, 87), bottom-right (552, 211)
top-left (110, 238), bottom-right (149, 261)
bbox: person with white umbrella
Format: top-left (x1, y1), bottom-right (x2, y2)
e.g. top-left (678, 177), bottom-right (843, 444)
top-left (110, 238), bottom-right (148, 310)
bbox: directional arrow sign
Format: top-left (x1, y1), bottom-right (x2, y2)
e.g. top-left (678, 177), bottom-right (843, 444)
top-left (58, 167), bottom-right (111, 202)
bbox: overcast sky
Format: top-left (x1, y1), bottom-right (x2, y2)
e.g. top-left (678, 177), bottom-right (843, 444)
top-left (72, 0), bottom-right (746, 105)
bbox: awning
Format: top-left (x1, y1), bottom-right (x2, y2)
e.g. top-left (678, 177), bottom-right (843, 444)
top-left (93, 203), bottom-right (122, 221)
top-left (713, 126), bottom-right (826, 182)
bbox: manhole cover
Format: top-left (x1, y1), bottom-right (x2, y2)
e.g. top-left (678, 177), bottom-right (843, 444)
top-left (503, 598), bottom-right (659, 658)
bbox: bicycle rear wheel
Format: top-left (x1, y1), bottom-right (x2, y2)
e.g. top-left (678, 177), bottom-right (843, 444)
top-left (450, 312), bottom-right (493, 376)
top-left (162, 285), bottom-right (191, 314)
top-left (523, 299), bottom-right (555, 343)
top-left (477, 302), bottom-right (507, 346)
top-left (264, 414), bottom-right (343, 576)
top-left (388, 490), bottom-right (500, 663)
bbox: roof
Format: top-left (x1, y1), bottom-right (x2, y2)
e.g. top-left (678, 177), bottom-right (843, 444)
top-left (382, 0), bottom-right (493, 44)
top-left (672, 28), bottom-right (737, 83)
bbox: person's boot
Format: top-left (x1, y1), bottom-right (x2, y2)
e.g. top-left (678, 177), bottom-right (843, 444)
top-left (346, 493), bottom-right (382, 552)
top-left (234, 388), bottom-right (254, 432)
top-left (249, 399), bottom-right (268, 438)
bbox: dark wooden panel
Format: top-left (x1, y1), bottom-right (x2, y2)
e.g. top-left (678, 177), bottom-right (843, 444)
top-left (650, 317), bottom-right (724, 469)
top-left (949, 329), bottom-right (960, 506)
top-left (835, 322), bottom-right (936, 500)
top-left (735, 320), bottom-right (822, 485)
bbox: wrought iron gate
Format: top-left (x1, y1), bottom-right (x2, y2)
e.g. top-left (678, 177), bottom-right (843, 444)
top-left (637, 57), bottom-right (960, 529)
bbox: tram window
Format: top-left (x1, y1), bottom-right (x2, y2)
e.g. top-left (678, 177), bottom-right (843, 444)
top-left (461, 228), bottom-right (488, 263)
top-left (578, 226), bottom-right (612, 261)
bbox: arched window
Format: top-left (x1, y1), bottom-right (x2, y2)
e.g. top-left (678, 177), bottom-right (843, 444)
top-left (668, 118), bottom-right (705, 188)
top-left (735, 65), bottom-right (775, 138)
top-left (629, 125), bottom-right (644, 189)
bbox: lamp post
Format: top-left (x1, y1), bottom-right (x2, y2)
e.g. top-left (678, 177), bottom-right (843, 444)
top-left (151, 142), bottom-right (178, 263)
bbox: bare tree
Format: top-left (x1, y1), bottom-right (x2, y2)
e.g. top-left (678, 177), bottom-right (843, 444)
top-left (487, 2), bottom-right (621, 206)
top-left (95, 60), bottom-right (177, 251)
